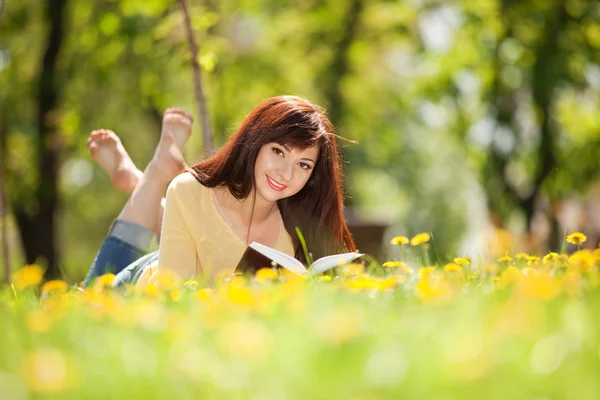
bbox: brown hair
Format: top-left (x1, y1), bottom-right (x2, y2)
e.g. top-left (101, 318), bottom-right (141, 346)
top-left (188, 95), bottom-right (356, 262)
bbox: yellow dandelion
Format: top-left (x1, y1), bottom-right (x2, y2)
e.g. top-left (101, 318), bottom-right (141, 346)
top-left (390, 236), bottom-right (409, 245)
top-left (516, 252), bottom-right (529, 260)
top-left (12, 264), bottom-right (44, 290)
top-left (542, 252), bottom-right (560, 263)
top-left (320, 275), bottom-right (332, 282)
top-left (497, 255), bottom-right (513, 263)
top-left (195, 288), bottom-right (214, 302)
top-left (149, 269), bottom-right (182, 290)
top-left (453, 257), bottom-right (470, 265)
top-left (526, 255), bottom-right (540, 265)
top-left (377, 277), bottom-right (397, 291)
top-left (566, 232), bottom-right (587, 246)
top-left (419, 266), bottom-right (436, 278)
top-left (184, 279), bottom-right (199, 290)
top-left (491, 276), bottom-right (500, 283)
top-left (410, 232), bottom-right (431, 246)
top-left (382, 261), bottom-right (406, 268)
top-left (345, 274), bottom-right (380, 291)
top-left (255, 268), bottom-right (278, 283)
top-left (95, 273), bottom-right (115, 288)
top-left (41, 280), bottom-right (68, 296)
top-left (444, 263), bottom-right (463, 273)
top-left (568, 250), bottom-right (595, 272)
top-left (170, 289), bottom-right (182, 302)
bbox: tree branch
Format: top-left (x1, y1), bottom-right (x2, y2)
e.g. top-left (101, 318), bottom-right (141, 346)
top-left (179, 0), bottom-right (214, 154)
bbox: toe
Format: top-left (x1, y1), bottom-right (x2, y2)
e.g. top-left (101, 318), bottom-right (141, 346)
top-left (164, 108), bottom-right (193, 123)
top-left (164, 114), bottom-right (192, 127)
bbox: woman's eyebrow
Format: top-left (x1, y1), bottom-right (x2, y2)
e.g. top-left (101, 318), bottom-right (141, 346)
top-left (280, 143), bottom-right (316, 163)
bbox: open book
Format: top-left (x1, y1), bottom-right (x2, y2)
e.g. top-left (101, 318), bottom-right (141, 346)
top-left (235, 241), bottom-right (363, 275)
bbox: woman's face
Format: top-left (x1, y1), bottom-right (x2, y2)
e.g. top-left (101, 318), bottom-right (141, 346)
top-left (254, 142), bottom-right (320, 203)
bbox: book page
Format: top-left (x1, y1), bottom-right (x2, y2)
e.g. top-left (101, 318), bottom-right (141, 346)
top-left (309, 252), bottom-right (363, 274)
top-left (249, 242), bottom-right (307, 275)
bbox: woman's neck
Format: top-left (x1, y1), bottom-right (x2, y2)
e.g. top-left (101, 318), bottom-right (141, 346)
top-left (215, 186), bottom-right (278, 224)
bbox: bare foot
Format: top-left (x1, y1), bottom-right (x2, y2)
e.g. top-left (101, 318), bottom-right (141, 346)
top-left (143, 108), bottom-right (193, 184)
top-left (87, 129), bottom-right (143, 194)
top-left (162, 108), bottom-right (193, 151)
top-left (145, 130), bottom-right (188, 184)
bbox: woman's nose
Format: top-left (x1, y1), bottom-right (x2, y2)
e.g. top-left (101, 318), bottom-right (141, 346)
top-left (277, 160), bottom-right (293, 182)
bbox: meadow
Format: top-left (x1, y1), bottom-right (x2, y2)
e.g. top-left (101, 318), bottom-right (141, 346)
top-left (1, 232), bottom-right (599, 399)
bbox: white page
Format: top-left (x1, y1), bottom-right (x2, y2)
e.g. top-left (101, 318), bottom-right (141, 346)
top-left (309, 252), bottom-right (363, 274)
top-left (249, 242), bottom-right (307, 275)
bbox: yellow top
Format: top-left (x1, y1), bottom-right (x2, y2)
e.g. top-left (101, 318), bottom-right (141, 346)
top-left (138, 172), bottom-right (295, 285)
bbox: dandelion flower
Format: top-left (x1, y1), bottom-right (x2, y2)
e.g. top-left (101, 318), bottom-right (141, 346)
top-left (497, 255), bottom-right (513, 263)
top-left (41, 280), bottom-right (68, 296)
top-left (255, 268), bottom-right (278, 282)
top-left (12, 264), bottom-right (44, 290)
top-left (184, 279), bottom-right (199, 290)
top-left (382, 261), bottom-right (406, 268)
top-left (390, 236), bottom-right (409, 245)
top-left (566, 232), bottom-right (587, 246)
top-left (410, 232), bottom-right (431, 246)
top-left (444, 263), bottom-right (463, 273)
top-left (95, 273), bottom-right (115, 288)
top-left (170, 289), bottom-right (182, 302)
top-left (516, 252), bottom-right (529, 260)
top-left (320, 275), bottom-right (332, 282)
top-left (526, 255), bottom-right (540, 265)
top-left (542, 252), bottom-right (559, 263)
top-left (419, 266), bottom-right (436, 277)
top-left (453, 257), bottom-right (470, 265)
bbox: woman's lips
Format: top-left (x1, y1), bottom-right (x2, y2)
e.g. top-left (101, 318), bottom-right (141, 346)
top-left (267, 175), bottom-right (287, 191)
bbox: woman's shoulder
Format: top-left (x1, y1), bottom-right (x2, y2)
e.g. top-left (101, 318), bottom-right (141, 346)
top-left (168, 172), bottom-right (209, 198)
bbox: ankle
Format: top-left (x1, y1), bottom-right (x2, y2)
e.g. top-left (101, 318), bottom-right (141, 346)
top-left (144, 159), bottom-right (179, 185)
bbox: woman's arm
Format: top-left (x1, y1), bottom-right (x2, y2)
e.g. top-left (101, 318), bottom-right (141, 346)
top-left (157, 175), bottom-right (198, 280)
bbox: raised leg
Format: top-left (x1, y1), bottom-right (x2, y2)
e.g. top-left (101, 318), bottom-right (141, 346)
top-left (84, 109), bottom-right (193, 285)
top-left (116, 110), bottom-right (192, 236)
top-left (86, 109), bottom-right (192, 237)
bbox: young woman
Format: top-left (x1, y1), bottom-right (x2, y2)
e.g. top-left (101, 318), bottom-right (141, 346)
top-left (83, 95), bottom-right (356, 286)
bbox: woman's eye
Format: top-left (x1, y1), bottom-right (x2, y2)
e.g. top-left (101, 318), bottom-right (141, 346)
top-left (272, 147), bottom-right (284, 156)
top-left (299, 163), bottom-right (311, 171)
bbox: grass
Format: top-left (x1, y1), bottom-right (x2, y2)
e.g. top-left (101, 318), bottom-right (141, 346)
top-left (1, 236), bottom-right (600, 399)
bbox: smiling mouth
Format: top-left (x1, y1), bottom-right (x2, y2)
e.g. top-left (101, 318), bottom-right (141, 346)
top-left (266, 175), bottom-right (287, 191)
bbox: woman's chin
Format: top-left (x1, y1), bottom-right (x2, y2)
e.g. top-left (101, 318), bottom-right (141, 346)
top-left (257, 186), bottom-right (286, 203)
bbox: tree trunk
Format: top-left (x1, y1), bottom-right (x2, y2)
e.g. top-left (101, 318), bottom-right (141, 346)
top-left (320, 0), bottom-right (363, 128)
top-left (13, 0), bottom-right (68, 279)
top-left (0, 120), bottom-right (9, 282)
top-left (484, 0), bottom-right (567, 250)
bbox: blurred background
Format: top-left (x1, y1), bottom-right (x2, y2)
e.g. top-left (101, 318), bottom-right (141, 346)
top-left (1, 0), bottom-right (600, 282)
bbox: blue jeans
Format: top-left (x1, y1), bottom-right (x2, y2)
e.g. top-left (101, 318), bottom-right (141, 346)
top-left (84, 220), bottom-right (157, 287)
